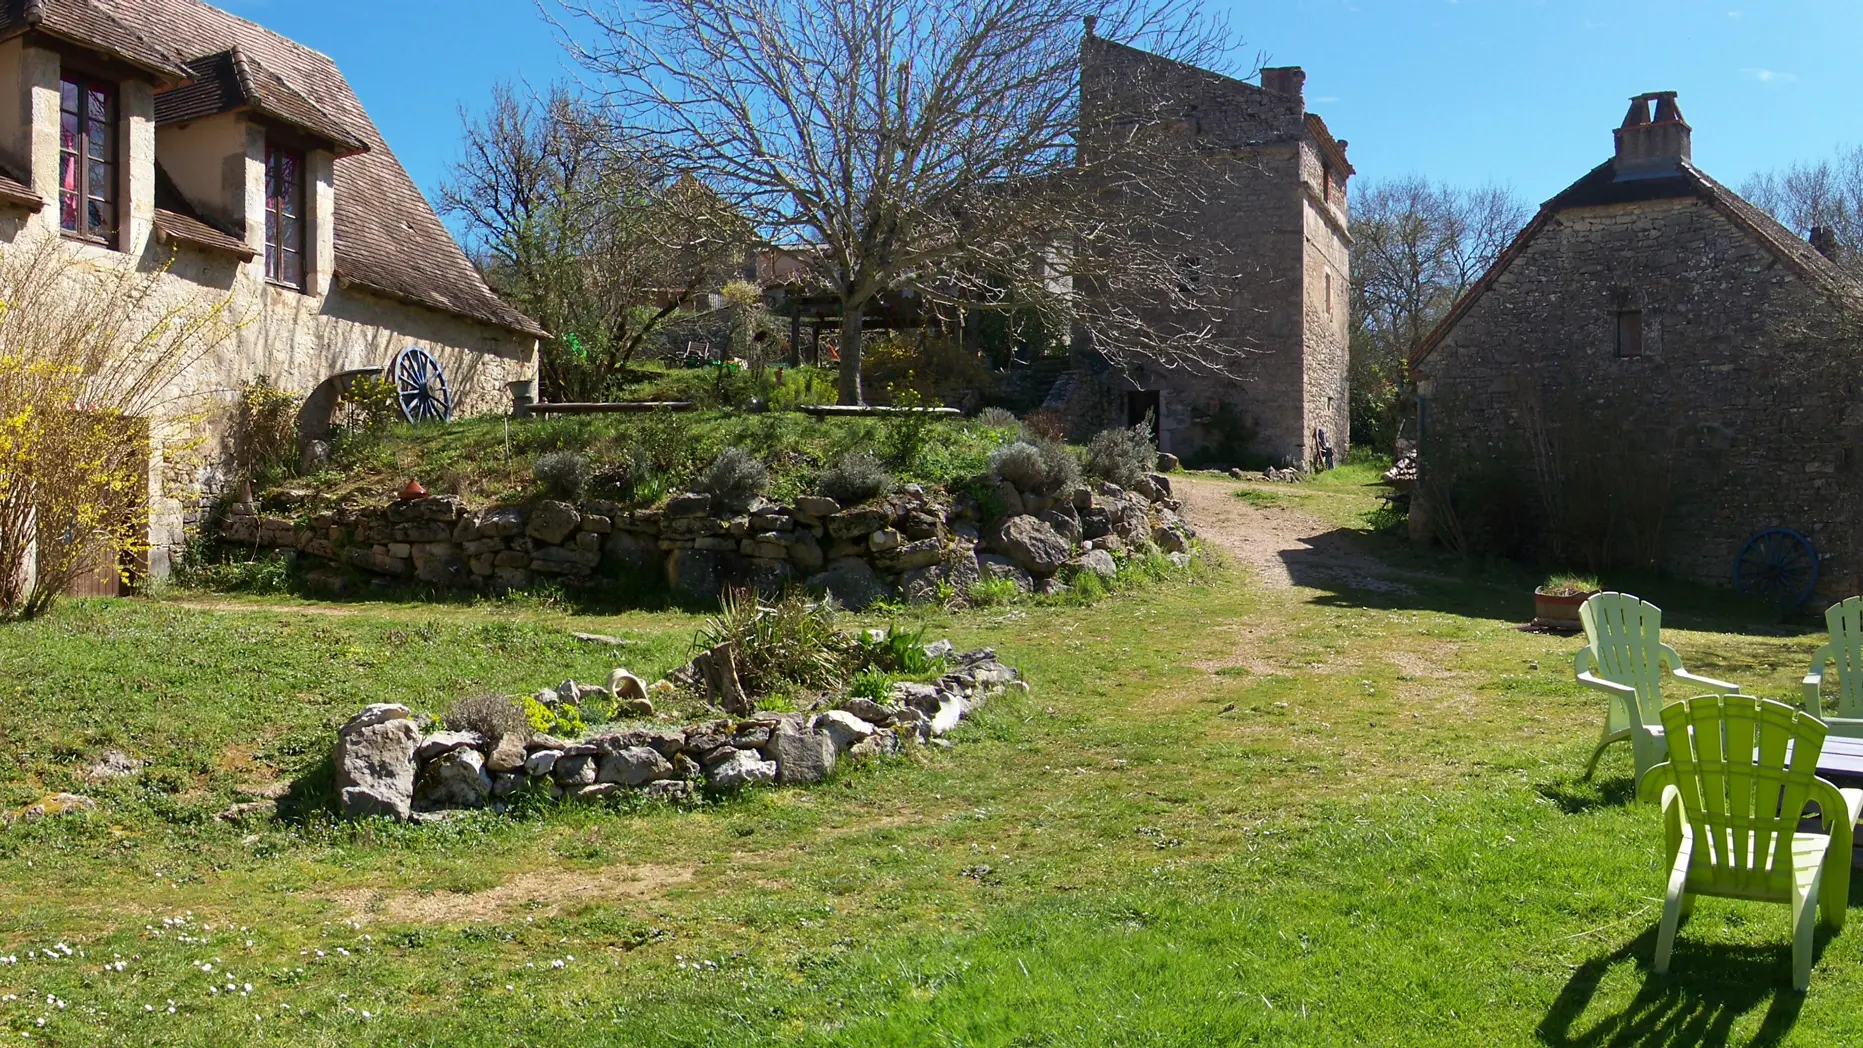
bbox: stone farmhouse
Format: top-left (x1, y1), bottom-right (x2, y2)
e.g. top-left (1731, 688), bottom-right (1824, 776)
top-left (1055, 38), bottom-right (1352, 470)
top-left (0, 0), bottom-right (542, 584)
top-left (1410, 93), bottom-right (1862, 597)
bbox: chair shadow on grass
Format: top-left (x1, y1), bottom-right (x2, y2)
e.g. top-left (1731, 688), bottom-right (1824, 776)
top-left (1536, 772), bottom-right (1639, 815)
top-left (1538, 927), bottom-right (1810, 1048)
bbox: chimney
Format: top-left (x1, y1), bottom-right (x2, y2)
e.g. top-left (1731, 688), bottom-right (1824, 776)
top-left (1811, 225), bottom-right (1843, 263)
top-left (1261, 66), bottom-right (1305, 101)
top-left (1613, 91), bottom-right (1691, 180)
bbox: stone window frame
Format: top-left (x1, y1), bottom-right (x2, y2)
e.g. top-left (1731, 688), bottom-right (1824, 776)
top-left (1615, 309), bottom-right (1645, 358)
top-left (264, 140), bottom-right (306, 291)
top-left (58, 73), bottom-right (118, 249)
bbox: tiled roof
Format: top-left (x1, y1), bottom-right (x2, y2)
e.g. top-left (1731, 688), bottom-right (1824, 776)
top-left (87, 0), bottom-right (543, 337)
top-left (152, 159), bottom-right (252, 258)
top-left (0, 158), bottom-right (42, 211)
top-left (0, 0), bottom-right (190, 80)
top-left (155, 48), bottom-right (368, 156)
top-left (1410, 156), bottom-right (1863, 368)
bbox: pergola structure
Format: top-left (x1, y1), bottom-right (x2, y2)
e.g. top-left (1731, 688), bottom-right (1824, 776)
top-left (766, 285), bottom-right (933, 365)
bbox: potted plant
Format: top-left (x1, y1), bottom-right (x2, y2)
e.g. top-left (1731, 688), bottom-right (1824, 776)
top-left (1534, 572), bottom-right (1600, 629)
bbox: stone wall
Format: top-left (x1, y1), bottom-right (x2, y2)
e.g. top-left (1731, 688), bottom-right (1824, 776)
top-left (220, 472), bottom-right (1197, 606)
top-left (1412, 197), bottom-right (1863, 596)
top-left (333, 647), bottom-right (1025, 821)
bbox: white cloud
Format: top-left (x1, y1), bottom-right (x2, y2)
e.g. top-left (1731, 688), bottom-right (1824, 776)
top-left (1742, 68), bottom-right (1798, 84)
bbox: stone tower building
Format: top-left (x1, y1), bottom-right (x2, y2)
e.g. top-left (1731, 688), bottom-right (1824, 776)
top-left (1410, 93), bottom-right (1863, 598)
top-left (1059, 39), bottom-right (1353, 470)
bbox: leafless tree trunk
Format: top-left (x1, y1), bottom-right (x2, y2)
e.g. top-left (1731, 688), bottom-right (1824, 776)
top-left (555, 0), bottom-right (1249, 405)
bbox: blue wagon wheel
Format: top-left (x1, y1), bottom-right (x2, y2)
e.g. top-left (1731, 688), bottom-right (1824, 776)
top-left (1734, 528), bottom-right (1818, 608)
top-left (388, 346), bottom-right (452, 423)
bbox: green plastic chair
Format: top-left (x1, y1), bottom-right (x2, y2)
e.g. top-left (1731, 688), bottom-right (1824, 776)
top-left (1577, 592), bottom-right (1742, 783)
top-left (1804, 598), bottom-right (1863, 737)
top-left (1637, 695), bottom-right (1862, 990)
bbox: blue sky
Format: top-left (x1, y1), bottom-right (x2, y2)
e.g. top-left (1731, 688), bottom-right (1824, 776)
top-left (224, 0), bottom-right (1861, 217)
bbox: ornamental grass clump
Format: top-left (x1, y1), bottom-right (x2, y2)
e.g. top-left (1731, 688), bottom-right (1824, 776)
top-left (695, 587), bottom-right (855, 699)
top-left (1086, 423), bottom-right (1157, 490)
top-left (989, 439), bottom-right (1079, 496)
top-left (0, 240), bottom-right (238, 621)
top-left (817, 449), bottom-right (895, 507)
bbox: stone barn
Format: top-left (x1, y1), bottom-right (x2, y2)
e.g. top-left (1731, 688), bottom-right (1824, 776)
top-left (1410, 92), bottom-right (1863, 599)
top-left (1055, 38), bottom-right (1353, 471)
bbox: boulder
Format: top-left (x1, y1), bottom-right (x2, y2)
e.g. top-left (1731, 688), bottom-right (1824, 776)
top-left (524, 749), bottom-right (562, 778)
top-left (664, 492), bottom-right (713, 517)
top-left (485, 733), bottom-right (530, 773)
top-left (814, 710), bottom-right (877, 752)
top-left (806, 557), bottom-right (889, 610)
top-left (828, 504), bottom-right (894, 540)
top-left (490, 773), bottom-right (527, 799)
top-left (667, 548), bottom-right (726, 601)
top-left (977, 553), bottom-right (1034, 592)
top-left (415, 748), bottom-right (492, 809)
top-left (1153, 521), bottom-right (1192, 555)
top-left (1069, 548), bottom-right (1118, 580)
top-left (82, 748), bottom-right (143, 784)
top-left (849, 730), bottom-right (901, 759)
top-left (764, 722), bottom-right (837, 785)
top-left (598, 746), bottom-right (675, 786)
top-left (795, 495), bottom-right (840, 518)
top-left (1146, 472), bottom-right (1174, 497)
top-left (605, 530), bottom-right (661, 570)
top-left (527, 500), bottom-right (582, 544)
top-left (899, 548), bottom-right (980, 603)
top-left (1157, 452), bottom-right (1181, 472)
top-left (335, 710), bottom-right (420, 820)
top-left (1038, 508), bottom-right (1082, 546)
top-left (9, 793), bottom-right (98, 824)
top-left (994, 515), bottom-right (1071, 577)
top-left (785, 530), bottom-right (825, 572)
top-left (707, 748), bottom-right (778, 790)
top-left (838, 697), bottom-right (897, 724)
top-left (989, 478), bottom-right (1025, 519)
top-left (645, 779), bottom-right (696, 802)
top-left (416, 731), bottom-right (487, 763)
top-left (889, 681), bottom-right (943, 713)
top-left (553, 754), bottom-right (598, 787)
top-left (868, 527), bottom-right (904, 553)
top-left (874, 538), bottom-right (944, 574)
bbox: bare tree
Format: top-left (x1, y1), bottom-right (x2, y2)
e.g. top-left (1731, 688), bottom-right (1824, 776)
top-left (556, 0), bottom-right (1246, 404)
top-left (1349, 177), bottom-right (1529, 449)
top-left (1743, 145), bottom-right (1863, 270)
top-left (442, 82), bottom-right (747, 401)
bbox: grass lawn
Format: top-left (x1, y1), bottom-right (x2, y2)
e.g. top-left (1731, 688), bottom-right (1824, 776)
top-left (2, 471), bottom-right (1859, 1045)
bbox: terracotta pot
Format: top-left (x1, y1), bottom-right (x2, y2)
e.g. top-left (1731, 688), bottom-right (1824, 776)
top-left (1533, 590), bottom-right (1594, 627)
top-left (399, 479), bottom-right (428, 501)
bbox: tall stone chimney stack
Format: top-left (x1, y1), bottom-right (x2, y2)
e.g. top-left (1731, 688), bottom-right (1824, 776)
top-left (1613, 92), bottom-right (1691, 179)
top-left (1261, 67), bottom-right (1306, 101)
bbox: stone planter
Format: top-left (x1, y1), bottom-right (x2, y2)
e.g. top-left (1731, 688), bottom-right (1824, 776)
top-left (1532, 590), bottom-right (1594, 630)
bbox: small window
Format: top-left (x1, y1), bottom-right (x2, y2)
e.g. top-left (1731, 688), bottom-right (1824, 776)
top-left (265, 143), bottom-right (305, 289)
top-left (1322, 162), bottom-right (1333, 203)
top-left (1325, 271), bottom-right (1334, 315)
top-left (59, 75), bottom-right (116, 246)
top-left (1616, 310), bottom-right (1644, 358)
top-left (1175, 255), bottom-right (1204, 294)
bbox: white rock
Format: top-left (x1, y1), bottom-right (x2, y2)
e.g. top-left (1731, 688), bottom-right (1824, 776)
top-left (813, 710), bottom-right (877, 752)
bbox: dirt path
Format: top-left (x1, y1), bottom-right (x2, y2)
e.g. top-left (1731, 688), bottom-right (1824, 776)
top-left (1175, 474), bottom-right (1416, 594)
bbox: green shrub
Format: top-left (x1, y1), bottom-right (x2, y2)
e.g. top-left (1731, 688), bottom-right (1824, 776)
top-left (1537, 572), bottom-right (1600, 597)
top-left (967, 576), bottom-right (1022, 607)
top-left (848, 668), bottom-right (893, 701)
top-left (698, 447), bottom-right (770, 507)
top-left (532, 451), bottom-right (590, 500)
top-left (335, 374), bottom-right (401, 436)
top-left (817, 450), bottom-right (895, 507)
top-left (446, 692), bottom-right (529, 740)
top-left (523, 695), bottom-right (585, 737)
top-left (1086, 424), bottom-right (1156, 489)
top-left (232, 377), bottom-right (302, 487)
top-left (989, 439), bottom-right (1079, 496)
top-left (855, 621), bottom-right (944, 677)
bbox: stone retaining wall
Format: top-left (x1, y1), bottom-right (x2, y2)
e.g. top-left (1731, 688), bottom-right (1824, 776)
top-left (220, 472), bottom-right (1196, 606)
top-left (334, 648), bottom-right (1023, 820)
